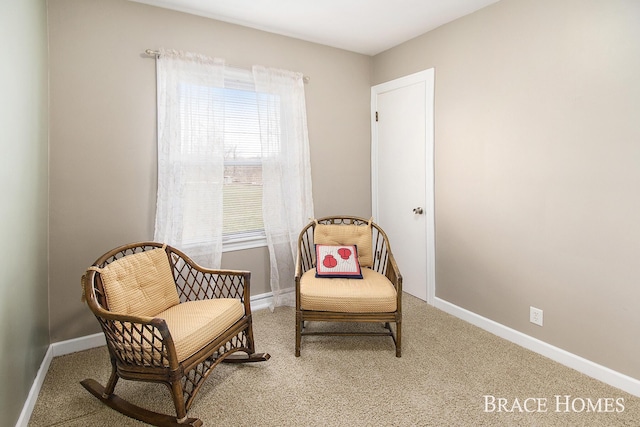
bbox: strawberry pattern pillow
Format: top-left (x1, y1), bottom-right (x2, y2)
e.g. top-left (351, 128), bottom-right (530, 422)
top-left (315, 245), bottom-right (363, 279)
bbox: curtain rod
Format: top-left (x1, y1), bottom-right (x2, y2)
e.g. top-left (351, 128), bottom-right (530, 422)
top-left (144, 49), bottom-right (310, 83)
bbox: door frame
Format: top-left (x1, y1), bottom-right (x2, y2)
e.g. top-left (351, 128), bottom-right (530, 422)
top-left (371, 69), bottom-right (436, 305)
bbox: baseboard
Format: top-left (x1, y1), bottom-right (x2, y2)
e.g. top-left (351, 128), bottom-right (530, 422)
top-left (15, 291), bottom-right (275, 427)
top-left (249, 290), bottom-right (274, 312)
top-left (434, 297), bottom-right (640, 398)
top-left (15, 345), bottom-right (53, 427)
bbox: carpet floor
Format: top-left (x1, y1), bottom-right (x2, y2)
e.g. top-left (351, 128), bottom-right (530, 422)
top-left (29, 294), bottom-right (639, 426)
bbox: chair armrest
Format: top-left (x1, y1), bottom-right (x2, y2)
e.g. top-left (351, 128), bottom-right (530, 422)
top-left (90, 308), bottom-right (181, 369)
top-left (167, 248), bottom-right (251, 304)
top-left (384, 254), bottom-right (403, 295)
top-left (296, 221), bottom-right (315, 280)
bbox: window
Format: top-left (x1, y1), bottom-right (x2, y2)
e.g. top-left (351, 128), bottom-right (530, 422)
top-left (155, 51), bottom-right (314, 285)
top-left (178, 68), bottom-right (274, 251)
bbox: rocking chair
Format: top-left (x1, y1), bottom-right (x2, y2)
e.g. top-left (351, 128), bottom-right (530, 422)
top-left (81, 242), bottom-right (269, 426)
top-left (295, 216), bottom-right (402, 357)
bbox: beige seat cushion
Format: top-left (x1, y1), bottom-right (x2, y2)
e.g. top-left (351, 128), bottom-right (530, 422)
top-left (300, 268), bottom-right (396, 313)
top-left (97, 248), bottom-right (180, 316)
top-left (314, 223), bottom-right (373, 267)
top-left (157, 298), bottom-right (245, 362)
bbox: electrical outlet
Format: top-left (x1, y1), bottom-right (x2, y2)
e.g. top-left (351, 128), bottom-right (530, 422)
top-left (530, 306), bottom-right (543, 326)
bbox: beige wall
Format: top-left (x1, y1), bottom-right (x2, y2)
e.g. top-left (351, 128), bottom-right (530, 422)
top-left (374, 0), bottom-right (640, 380)
top-left (0, 0), bottom-right (50, 423)
top-left (45, 0), bottom-right (639, 388)
top-left (47, 0), bottom-right (372, 342)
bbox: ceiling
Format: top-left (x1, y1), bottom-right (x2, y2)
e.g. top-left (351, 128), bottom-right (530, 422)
top-left (131, 0), bottom-right (500, 56)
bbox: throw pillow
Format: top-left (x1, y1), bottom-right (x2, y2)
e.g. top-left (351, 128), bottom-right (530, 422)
top-left (315, 244), bottom-right (363, 279)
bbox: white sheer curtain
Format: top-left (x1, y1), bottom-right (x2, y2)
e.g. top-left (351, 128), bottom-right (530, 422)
top-left (154, 49), bottom-right (226, 268)
top-left (253, 66), bottom-right (315, 308)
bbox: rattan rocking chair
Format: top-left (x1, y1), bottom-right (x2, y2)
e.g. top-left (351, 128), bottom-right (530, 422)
top-left (81, 242), bottom-right (269, 426)
top-left (295, 216), bottom-right (402, 357)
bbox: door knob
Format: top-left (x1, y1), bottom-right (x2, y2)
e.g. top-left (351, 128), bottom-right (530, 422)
top-left (413, 207), bottom-right (424, 215)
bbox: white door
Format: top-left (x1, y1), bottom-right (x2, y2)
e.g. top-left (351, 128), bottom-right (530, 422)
top-left (371, 69), bottom-right (435, 303)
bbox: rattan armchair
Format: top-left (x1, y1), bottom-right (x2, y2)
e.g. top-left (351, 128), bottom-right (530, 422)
top-left (81, 242), bottom-right (269, 426)
top-left (295, 216), bottom-right (402, 357)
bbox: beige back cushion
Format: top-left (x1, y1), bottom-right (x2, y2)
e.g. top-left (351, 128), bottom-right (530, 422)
top-left (314, 223), bottom-right (373, 267)
top-left (97, 248), bottom-right (180, 317)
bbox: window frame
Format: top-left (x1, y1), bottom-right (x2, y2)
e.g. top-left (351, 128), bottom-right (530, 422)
top-left (221, 68), bottom-right (268, 251)
top-left (176, 67), bottom-right (270, 253)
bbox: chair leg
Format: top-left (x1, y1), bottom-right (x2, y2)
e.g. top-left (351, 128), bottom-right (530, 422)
top-left (169, 379), bottom-right (188, 422)
top-left (222, 326), bottom-right (271, 363)
top-left (244, 318), bottom-right (258, 354)
top-left (103, 363), bottom-right (119, 397)
top-left (295, 312), bottom-right (302, 357)
top-left (395, 320), bottom-right (402, 358)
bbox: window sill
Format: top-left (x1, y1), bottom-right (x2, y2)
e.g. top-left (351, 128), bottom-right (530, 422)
top-left (223, 235), bottom-right (267, 253)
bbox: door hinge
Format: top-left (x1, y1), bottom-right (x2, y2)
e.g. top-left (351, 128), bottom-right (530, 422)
top-left (375, 111), bottom-right (379, 122)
